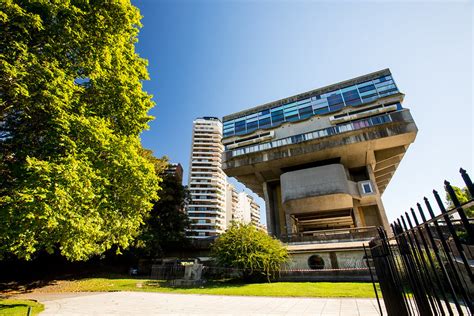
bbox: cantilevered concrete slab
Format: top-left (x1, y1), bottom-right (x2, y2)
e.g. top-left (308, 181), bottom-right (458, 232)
top-left (221, 69), bottom-right (417, 271)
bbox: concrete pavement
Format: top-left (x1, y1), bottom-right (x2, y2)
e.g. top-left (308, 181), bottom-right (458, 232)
top-left (23, 291), bottom-right (385, 315)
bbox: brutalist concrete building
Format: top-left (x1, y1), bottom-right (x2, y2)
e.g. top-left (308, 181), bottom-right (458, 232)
top-left (221, 69), bottom-right (417, 274)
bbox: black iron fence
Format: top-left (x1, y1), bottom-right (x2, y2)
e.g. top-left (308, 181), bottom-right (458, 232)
top-left (369, 168), bottom-right (474, 315)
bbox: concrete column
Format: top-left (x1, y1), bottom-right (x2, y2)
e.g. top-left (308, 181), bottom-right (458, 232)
top-left (367, 164), bottom-right (391, 234)
top-left (285, 214), bottom-right (294, 235)
top-left (351, 203), bottom-right (364, 227)
top-left (262, 182), bottom-right (276, 237)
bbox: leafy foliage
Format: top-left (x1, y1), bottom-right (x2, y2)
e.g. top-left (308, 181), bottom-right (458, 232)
top-left (135, 170), bottom-right (191, 257)
top-left (446, 186), bottom-right (474, 218)
top-left (211, 223), bottom-right (288, 281)
top-left (0, 1), bottom-right (160, 260)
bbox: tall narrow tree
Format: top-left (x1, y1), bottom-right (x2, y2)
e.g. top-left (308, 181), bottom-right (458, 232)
top-left (0, 0), bottom-right (160, 260)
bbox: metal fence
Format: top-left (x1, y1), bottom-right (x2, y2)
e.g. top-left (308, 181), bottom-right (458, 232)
top-left (369, 168), bottom-right (474, 315)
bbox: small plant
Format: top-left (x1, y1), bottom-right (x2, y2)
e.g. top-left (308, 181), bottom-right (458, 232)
top-left (211, 222), bottom-right (288, 282)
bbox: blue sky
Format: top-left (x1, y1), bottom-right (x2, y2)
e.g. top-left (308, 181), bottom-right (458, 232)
top-left (133, 0), bottom-right (473, 225)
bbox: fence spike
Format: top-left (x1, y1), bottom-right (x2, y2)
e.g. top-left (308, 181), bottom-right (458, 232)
top-left (445, 178), bottom-right (474, 240)
top-left (411, 208), bottom-right (420, 226)
top-left (416, 203), bottom-right (428, 222)
top-left (404, 212), bottom-right (415, 230)
top-left (460, 168), bottom-right (474, 198)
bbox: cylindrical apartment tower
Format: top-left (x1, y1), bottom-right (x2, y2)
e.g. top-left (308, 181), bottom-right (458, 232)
top-left (186, 117), bottom-right (227, 238)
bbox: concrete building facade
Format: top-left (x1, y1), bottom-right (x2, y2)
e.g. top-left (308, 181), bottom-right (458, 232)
top-left (221, 69), bottom-right (417, 273)
top-left (225, 182), bottom-right (239, 227)
top-left (186, 117), bottom-right (227, 238)
top-left (226, 183), bottom-right (262, 227)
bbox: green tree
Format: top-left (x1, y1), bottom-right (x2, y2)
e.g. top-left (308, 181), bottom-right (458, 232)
top-left (0, 1), bottom-right (160, 260)
top-left (211, 223), bottom-right (289, 282)
top-left (446, 186), bottom-right (474, 218)
top-left (136, 170), bottom-right (191, 257)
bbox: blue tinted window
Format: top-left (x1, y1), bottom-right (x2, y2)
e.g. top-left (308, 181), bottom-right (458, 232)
top-left (286, 114), bottom-right (299, 122)
top-left (345, 98), bottom-right (362, 106)
top-left (359, 89), bottom-right (377, 97)
top-left (361, 94), bottom-right (378, 103)
top-left (376, 84), bottom-right (396, 92)
top-left (283, 102), bottom-right (298, 110)
top-left (247, 121), bottom-right (258, 131)
top-left (259, 117), bottom-right (271, 128)
top-left (223, 120), bottom-right (234, 127)
top-left (235, 120), bottom-right (245, 127)
top-left (313, 99), bottom-right (329, 109)
top-left (328, 104), bottom-right (344, 112)
top-left (327, 93), bottom-right (344, 107)
top-left (271, 110), bottom-right (284, 121)
top-left (314, 107), bottom-right (329, 115)
top-left (298, 106), bottom-right (313, 118)
top-left (235, 127), bottom-right (246, 134)
top-left (222, 73), bottom-right (399, 137)
top-left (378, 88), bottom-right (398, 96)
top-left (284, 109), bottom-right (298, 117)
top-left (342, 90), bottom-right (360, 101)
top-left (358, 84), bottom-right (376, 93)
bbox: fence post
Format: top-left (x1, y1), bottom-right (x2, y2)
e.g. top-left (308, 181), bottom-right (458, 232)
top-left (433, 190), bottom-right (474, 283)
top-left (425, 196), bottom-right (473, 313)
top-left (411, 207), bottom-right (452, 315)
top-left (417, 202), bottom-right (460, 315)
top-left (364, 243), bottom-right (383, 315)
top-left (460, 168), bottom-right (474, 198)
top-left (401, 215), bottom-right (436, 315)
top-left (444, 180), bottom-right (474, 241)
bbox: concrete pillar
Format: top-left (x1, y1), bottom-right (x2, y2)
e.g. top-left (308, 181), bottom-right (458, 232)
top-left (351, 203), bottom-right (364, 227)
top-left (285, 214), bottom-right (293, 235)
top-left (262, 182), bottom-right (275, 236)
top-left (367, 164), bottom-right (391, 234)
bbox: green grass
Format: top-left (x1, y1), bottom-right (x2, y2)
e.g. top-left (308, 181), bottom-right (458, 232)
top-left (37, 277), bottom-right (380, 298)
top-left (0, 299), bottom-right (44, 316)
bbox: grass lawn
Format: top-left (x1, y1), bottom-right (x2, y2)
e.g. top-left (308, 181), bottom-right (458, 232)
top-left (19, 277), bottom-right (381, 298)
top-left (0, 299), bottom-right (44, 316)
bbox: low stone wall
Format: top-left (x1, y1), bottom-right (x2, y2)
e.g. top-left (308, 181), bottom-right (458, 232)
top-left (277, 269), bottom-right (374, 282)
top-left (281, 248), bottom-right (376, 282)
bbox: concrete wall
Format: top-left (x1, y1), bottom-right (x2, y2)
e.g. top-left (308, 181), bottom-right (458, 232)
top-left (286, 250), bottom-right (367, 270)
top-left (280, 164), bottom-right (359, 213)
top-left (281, 164), bottom-right (356, 201)
top-left (274, 116), bottom-right (331, 140)
top-left (361, 205), bottom-right (382, 227)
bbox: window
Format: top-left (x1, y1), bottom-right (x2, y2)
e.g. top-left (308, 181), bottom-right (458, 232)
top-left (259, 117), bottom-right (271, 128)
top-left (271, 110), bottom-right (284, 125)
top-left (358, 83), bottom-right (376, 93)
top-left (298, 106), bottom-right (313, 118)
top-left (360, 181), bottom-right (373, 194)
top-left (327, 93), bottom-right (344, 107)
top-left (314, 106), bottom-right (329, 115)
top-left (246, 121), bottom-right (258, 132)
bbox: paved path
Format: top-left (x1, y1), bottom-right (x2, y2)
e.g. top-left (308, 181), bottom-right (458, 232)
top-left (23, 292), bottom-right (385, 315)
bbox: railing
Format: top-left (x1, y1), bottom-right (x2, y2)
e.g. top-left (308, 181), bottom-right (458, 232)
top-left (369, 168), bottom-right (474, 316)
top-left (226, 111), bottom-right (396, 158)
top-left (281, 226), bottom-right (378, 244)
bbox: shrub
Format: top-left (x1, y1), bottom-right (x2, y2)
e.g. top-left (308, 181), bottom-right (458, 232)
top-left (211, 222), bottom-right (288, 281)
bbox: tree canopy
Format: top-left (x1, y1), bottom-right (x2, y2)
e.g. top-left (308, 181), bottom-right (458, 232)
top-left (135, 170), bottom-right (190, 257)
top-left (0, 0), bottom-right (161, 260)
top-left (211, 223), bottom-right (288, 281)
